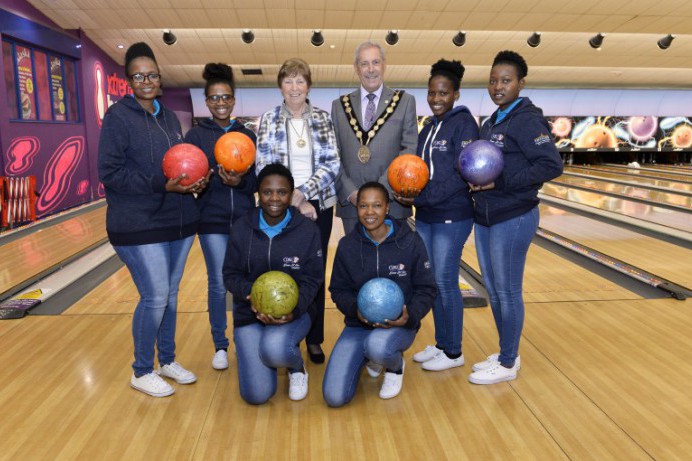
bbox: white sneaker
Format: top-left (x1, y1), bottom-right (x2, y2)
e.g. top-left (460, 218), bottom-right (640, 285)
top-left (365, 361), bottom-right (383, 378)
top-left (468, 362), bottom-right (518, 385)
top-left (422, 353), bottom-right (465, 371)
top-left (157, 362), bottom-right (197, 384)
top-left (288, 370), bottom-right (309, 401)
top-left (130, 372), bottom-right (174, 397)
top-left (212, 350), bottom-right (229, 370)
top-left (412, 345), bottom-right (442, 363)
top-left (471, 353), bottom-right (521, 372)
top-left (379, 362), bottom-right (405, 399)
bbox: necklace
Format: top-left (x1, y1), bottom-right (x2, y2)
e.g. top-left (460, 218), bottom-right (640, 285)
top-left (289, 119), bottom-right (307, 148)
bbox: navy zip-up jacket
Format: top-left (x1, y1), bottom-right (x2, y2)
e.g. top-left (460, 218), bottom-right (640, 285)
top-left (474, 97), bottom-right (563, 226)
top-left (98, 96), bottom-right (199, 245)
top-left (414, 106), bottom-right (479, 223)
top-left (184, 118), bottom-right (258, 234)
top-left (222, 206), bottom-right (324, 328)
top-left (329, 219), bottom-right (437, 330)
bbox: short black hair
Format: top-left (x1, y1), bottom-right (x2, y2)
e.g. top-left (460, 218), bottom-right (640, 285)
top-left (429, 58), bottom-right (465, 91)
top-left (357, 181), bottom-right (390, 204)
top-left (124, 42), bottom-right (157, 76)
top-left (203, 63), bottom-right (235, 96)
top-left (492, 50), bottom-right (528, 80)
top-left (257, 163), bottom-right (294, 191)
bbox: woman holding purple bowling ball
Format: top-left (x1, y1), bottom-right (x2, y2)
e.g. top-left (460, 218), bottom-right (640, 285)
top-left (324, 182), bottom-right (437, 406)
top-left (467, 51), bottom-right (562, 385)
top-left (395, 59), bottom-right (479, 373)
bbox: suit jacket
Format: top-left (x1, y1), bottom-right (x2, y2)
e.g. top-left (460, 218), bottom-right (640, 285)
top-left (331, 86), bottom-right (417, 219)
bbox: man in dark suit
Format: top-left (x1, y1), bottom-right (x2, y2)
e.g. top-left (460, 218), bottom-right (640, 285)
top-left (331, 41), bottom-right (418, 233)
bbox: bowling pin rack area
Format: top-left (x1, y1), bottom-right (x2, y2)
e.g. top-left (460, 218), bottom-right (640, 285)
top-left (0, 176), bottom-right (37, 229)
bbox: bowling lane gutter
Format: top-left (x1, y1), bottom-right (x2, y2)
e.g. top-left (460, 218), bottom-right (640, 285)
top-left (561, 172), bottom-right (692, 197)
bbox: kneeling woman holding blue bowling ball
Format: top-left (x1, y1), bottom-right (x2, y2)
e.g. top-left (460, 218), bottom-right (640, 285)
top-left (222, 163), bottom-right (323, 404)
top-left (323, 182), bottom-right (437, 406)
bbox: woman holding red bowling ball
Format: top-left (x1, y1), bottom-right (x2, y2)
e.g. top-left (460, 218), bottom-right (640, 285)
top-left (396, 59), bottom-right (479, 373)
top-left (467, 50), bottom-right (563, 385)
top-left (98, 42), bottom-right (208, 398)
top-left (323, 182), bottom-right (436, 406)
top-left (184, 63), bottom-right (257, 372)
top-left (222, 164), bottom-right (323, 404)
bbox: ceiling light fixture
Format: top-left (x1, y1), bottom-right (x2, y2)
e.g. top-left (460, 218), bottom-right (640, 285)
top-left (657, 34), bottom-right (676, 50)
top-left (527, 32), bottom-right (541, 48)
top-left (241, 29), bottom-right (255, 44)
top-left (311, 30), bottom-right (324, 47)
top-left (162, 29), bottom-right (177, 46)
top-left (589, 33), bottom-right (605, 49)
top-left (452, 31), bottom-right (466, 47)
top-left (385, 30), bottom-right (399, 46)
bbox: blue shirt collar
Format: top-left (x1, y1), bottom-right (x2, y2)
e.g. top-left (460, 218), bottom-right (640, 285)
top-left (362, 219), bottom-right (394, 245)
top-left (497, 97), bottom-right (522, 117)
top-left (259, 209), bottom-right (292, 232)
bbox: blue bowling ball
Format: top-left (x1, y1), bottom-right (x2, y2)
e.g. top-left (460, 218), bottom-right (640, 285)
top-left (458, 140), bottom-right (504, 186)
top-left (357, 278), bottom-right (404, 324)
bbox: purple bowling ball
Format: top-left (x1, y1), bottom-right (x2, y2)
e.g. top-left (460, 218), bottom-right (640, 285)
top-left (458, 140), bottom-right (504, 186)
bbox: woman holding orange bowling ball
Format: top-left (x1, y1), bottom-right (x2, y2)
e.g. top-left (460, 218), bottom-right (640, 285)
top-left (222, 164), bottom-right (323, 404)
top-left (397, 59), bottom-right (479, 372)
top-left (184, 63), bottom-right (257, 371)
top-left (323, 182), bottom-right (436, 406)
top-left (467, 51), bottom-right (563, 385)
top-left (255, 58), bottom-right (340, 364)
top-left (98, 42), bottom-right (208, 398)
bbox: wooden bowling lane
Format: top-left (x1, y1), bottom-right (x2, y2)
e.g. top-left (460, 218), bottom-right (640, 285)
top-left (568, 165), bottom-right (692, 183)
top-left (539, 204), bottom-right (692, 289)
top-left (564, 166), bottom-right (692, 193)
top-left (552, 175), bottom-right (692, 210)
top-left (604, 163), bottom-right (692, 177)
top-left (0, 204), bottom-right (107, 298)
top-left (541, 183), bottom-right (692, 233)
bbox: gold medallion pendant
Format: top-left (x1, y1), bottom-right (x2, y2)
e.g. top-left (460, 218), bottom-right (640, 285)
top-left (296, 138), bottom-right (307, 148)
top-left (358, 145), bottom-right (371, 163)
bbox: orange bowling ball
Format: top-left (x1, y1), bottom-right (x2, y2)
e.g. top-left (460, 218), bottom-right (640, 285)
top-left (162, 143), bottom-right (209, 186)
top-left (387, 154), bottom-right (429, 198)
top-left (214, 131), bottom-right (256, 172)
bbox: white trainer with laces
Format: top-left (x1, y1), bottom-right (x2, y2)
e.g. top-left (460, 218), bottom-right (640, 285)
top-left (365, 361), bottom-right (383, 378)
top-left (288, 370), bottom-right (309, 401)
top-left (379, 362), bottom-right (405, 399)
top-left (157, 362), bottom-right (197, 384)
top-left (212, 350), bottom-right (229, 370)
top-left (412, 345), bottom-right (442, 363)
top-left (471, 353), bottom-right (521, 372)
top-left (468, 362), bottom-right (518, 385)
top-left (130, 372), bottom-right (174, 397)
top-left (422, 353), bottom-right (464, 371)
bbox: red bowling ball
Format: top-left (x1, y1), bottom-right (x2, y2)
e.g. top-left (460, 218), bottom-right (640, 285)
top-left (162, 143), bottom-right (209, 186)
top-left (458, 140), bottom-right (504, 186)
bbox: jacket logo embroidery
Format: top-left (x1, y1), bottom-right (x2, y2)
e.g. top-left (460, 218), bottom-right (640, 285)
top-left (283, 256), bottom-right (300, 270)
top-left (534, 133), bottom-right (551, 146)
top-left (388, 263), bottom-right (407, 277)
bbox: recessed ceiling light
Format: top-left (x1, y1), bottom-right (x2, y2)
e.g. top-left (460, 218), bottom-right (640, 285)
top-left (117, 44), bottom-right (124, 49)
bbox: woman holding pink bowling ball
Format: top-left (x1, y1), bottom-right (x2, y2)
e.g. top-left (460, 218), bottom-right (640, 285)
top-left (467, 50), bottom-right (563, 385)
top-left (98, 42), bottom-right (208, 398)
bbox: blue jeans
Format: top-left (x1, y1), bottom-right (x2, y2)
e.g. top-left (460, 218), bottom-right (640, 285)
top-left (322, 326), bottom-right (417, 408)
top-left (416, 218), bottom-right (473, 356)
top-left (474, 208), bottom-right (539, 368)
top-left (198, 233), bottom-right (230, 350)
top-left (114, 236), bottom-right (195, 377)
top-left (233, 314), bottom-right (311, 405)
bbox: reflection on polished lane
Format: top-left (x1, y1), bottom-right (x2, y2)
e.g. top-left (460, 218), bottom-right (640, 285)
top-left (567, 165), bottom-right (692, 183)
top-left (564, 166), bottom-right (692, 193)
top-left (540, 183), bottom-right (692, 233)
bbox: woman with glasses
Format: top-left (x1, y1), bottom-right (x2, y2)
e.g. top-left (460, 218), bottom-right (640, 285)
top-left (185, 63), bottom-right (257, 371)
top-left (255, 58), bottom-right (340, 364)
top-left (98, 42), bottom-right (209, 398)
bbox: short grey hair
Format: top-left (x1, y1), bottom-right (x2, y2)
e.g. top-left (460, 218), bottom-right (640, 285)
top-left (354, 41), bottom-right (385, 65)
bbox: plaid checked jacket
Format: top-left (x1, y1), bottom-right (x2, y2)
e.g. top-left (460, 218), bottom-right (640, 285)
top-left (256, 102), bottom-right (340, 210)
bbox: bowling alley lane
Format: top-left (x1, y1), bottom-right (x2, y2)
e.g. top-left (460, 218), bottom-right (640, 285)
top-left (540, 183), bottom-right (692, 233)
top-left (538, 204), bottom-right (692, 289)
top-left (551, 176), bottom-right (692, 210)
top-left (567, 165), bottom-right (692, 183)
top-left (564, 166), bottom-right (692, 193)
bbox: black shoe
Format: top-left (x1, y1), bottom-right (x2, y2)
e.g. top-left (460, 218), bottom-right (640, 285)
top-left (307, 344), bottom-right (325, 364)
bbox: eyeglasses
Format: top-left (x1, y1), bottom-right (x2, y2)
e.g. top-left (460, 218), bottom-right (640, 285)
top-left (206, 94), bottom-right (234, 103)
top-left (129, 73), bottom-right (161, 83)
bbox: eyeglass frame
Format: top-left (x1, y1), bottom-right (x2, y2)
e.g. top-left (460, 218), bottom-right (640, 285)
top-left (129, 73), bottom-right (161, 84)
top-left (206, 94), bottom-right (235, 104)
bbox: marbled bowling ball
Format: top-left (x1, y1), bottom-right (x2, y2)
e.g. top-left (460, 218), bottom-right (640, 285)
top-left (251, 271), bottom-right (299, 318)
top-left (357, 278), bottom-right (404, 324)
top-left (214, 131), bottom-right (256, 172)
top-left (162, 143), bottom-right (209, 186)
top-left (387, 154), bottom-right (429, 197)
top-left (458, 140), bottom-right (504, 186)
top-left (628, 116), bottom-right (657, 142)
top-left (575, 125), bottom-right (617, 148)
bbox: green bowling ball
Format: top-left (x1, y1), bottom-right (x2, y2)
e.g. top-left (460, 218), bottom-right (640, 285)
top-left (250, 271), bottom-right (299, 318)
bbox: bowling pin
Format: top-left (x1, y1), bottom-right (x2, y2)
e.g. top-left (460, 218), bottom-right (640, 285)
top-left (95, 66), bottom-right (106, 123)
